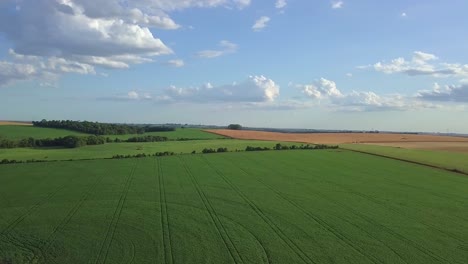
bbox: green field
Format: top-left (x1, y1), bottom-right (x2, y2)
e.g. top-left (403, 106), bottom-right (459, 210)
top-left (1, 150), bottom-right (467, 263)
top-left (111, 128), bottom-right (226, 140)
top-left (0, 126), bottom-right (224, 141)
top-left (342, 144), bottom-right (468, 174)
top-left (0, 125), bottom-right (87, 140)
top-left (0, 139), bottom-right (294, 161)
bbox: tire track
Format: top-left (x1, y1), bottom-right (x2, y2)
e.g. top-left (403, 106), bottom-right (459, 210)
top-left (239, 153), bottom-right (452, 263)
top-left (264, 152), bottom-right (466, 245)
top-left (179, 156), bottom-right (243, 264)
top-left (342, 148), bottom-right (468, 176)
top-left (94, 160), bottom-right (138, 264)
top-left (230, 156), bottom-right (406, 264)
top-left (0, 181), bottom-right (69, 235)
top-left (40, 168), bottom-right (107, 261)
top-left (200, 156), bottom-right (316, 264)
top-left (156, 158), bottom-right (174, 264)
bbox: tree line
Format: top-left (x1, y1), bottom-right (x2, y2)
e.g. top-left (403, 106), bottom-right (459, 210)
top-left (0, 135), bottom-right (170, 149)
top-left (0, 135), bottom-right (106, 149)
top-left (32, 119), bottom-right (175, 135)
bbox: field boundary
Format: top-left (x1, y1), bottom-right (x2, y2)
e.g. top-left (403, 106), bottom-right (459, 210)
top-left (342, 148), bottom-right (468, 176)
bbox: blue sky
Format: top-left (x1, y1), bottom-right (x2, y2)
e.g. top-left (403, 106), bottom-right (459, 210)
top-left (1, 0), bottom-right (468, 132)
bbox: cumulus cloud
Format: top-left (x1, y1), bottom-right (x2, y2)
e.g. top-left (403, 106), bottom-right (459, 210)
top-left (417, 83), bottom-right (468, 102)
top-left (166, 59), bottom-right (185, 67)
top-left (331, 1), bottom-right (344, 9)
top-left (300, 78), bottom-right (343, 99)
top-left (275, 0), bottom-right (287, 9)
top-left (299, 77), bottom-right (435, 111)
top-left (364, 51), bottom-right (468, 78)
top-left (99, 90), bottom-right (153, 101)
top-left (162, 75), bottom-right (279, 103)
top-left (0, 0), bottom-right (251, 87)
top-left (196, 40), bottom-right (238, 58)
top-left (252, 16), bottom-right (270, 31)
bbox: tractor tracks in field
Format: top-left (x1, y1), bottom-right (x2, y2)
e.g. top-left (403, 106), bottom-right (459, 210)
top-left (200, 156), bottom-right (316, 264)
top-left (233, 154), bottom-right (454, 264)
top-left (39, 167), bottom-right (108, 262)
top-left (0, 182), bottom-right (68, 236)
top-left (232, 164), bottom-right (385, 264)
top-left (94, 160), bottom-right (138, 264)
top-left (179, 156), bottom-right (245, 264)
top-left (343, 148), bottom-right (468, 177)
top-left (230, 157), bottom-right (410, 264)
top-left (156, 158), bottom-right (175, 264)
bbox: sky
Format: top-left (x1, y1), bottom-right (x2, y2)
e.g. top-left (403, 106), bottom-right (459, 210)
top-left (1, 0), bottom-right (468, 133)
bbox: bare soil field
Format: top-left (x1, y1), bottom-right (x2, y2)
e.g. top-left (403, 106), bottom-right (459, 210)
top-left (206, 129), bottom-right (468, 145)
top-left (0, 121), bottom-right (32, 126)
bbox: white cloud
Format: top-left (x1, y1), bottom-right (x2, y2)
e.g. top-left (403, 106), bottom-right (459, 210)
top-left (196, 40), bottom-right (238, 58)
top-left (100, 90), bottom-right (153, 101)
top-left (346, 73), bottom-right (353, 77)
top-left (299, 77), bottom-right (436, 111)
top-left (300, 78), bottom-right (343, 99)
top-left (331, 1), bottom-right (344, 9)
top-left (401, 12), bottom-right (407, 17)
top-left (366, 51), bottom-right (468, 78)
top-left (166, 59), bottom-right (185, 67)
top-left (417, 83), bottom-right (468, 102)
top-left (162, 75), bottom-right (279, 103)
top-left (252, 16), bottom-right (270, 32)
top-left (0, 0), bottom-right (251, 86)
top-left (275, 0), bottom-right (287, 9)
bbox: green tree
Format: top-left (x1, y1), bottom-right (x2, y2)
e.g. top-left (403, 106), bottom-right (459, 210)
top-left (227, 124), bottom-right (242, 130)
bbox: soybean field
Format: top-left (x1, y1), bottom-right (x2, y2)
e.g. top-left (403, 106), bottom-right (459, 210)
top-left (1, 150), bottom-right (467, 264)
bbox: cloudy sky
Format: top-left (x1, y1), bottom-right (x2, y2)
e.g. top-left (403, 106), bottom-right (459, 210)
top-left (1, 0), bottom-right (468, 132)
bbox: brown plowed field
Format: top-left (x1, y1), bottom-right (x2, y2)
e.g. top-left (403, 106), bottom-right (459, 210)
top-left (0, 121), bottom-right (32, 126)
top-left (205, 129), bottom-right (468, 151)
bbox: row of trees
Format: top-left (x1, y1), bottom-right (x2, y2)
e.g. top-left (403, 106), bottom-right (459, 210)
top-left (201, 147), bottom-right (228, 154)
top-left (32, 119), bottom-right (175, 135)
top-left (0, 134), bottom-right (171, 149)
top-left (0, 135), bottom-right (106, 149)
top-left (112, 152), bottom-right (175, 159)
top-left (126, 135), bottom-right (168, 142)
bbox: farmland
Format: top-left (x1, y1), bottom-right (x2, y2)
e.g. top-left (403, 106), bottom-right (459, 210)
top-left (0, 125), bottom-right (224, 141)
top-left (0, 125), bottom-right (87, 140)
top-left (1, 150), bottom-right (467, 264)
top-left (111, 128), bottom-right (226, 140)
top-left (1, 125), bottom-right (467, 264)
top-left (0, 139), bottom-right (296, 161)
top-left (207, 129), bottom-right (468, 145)
top-left (342, 144), bottom-right (468, 174)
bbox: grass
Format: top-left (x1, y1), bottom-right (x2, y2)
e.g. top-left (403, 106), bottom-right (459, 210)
top-left (0, 150), bottom-right (467, 263)
top-left (0, 126), bottom-right (223, 141)
top-left (107, 128), bottom-right (226, 140)
top-left (342, 144), bottom-right (468, 173)
top-left (0, 139), bottom-right (296, 161)
top-left (0, 125), bottom-right (87, 140)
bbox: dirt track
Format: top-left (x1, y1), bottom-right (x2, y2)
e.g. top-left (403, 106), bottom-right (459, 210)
top-left (206, 129), bottom-right (468, 145)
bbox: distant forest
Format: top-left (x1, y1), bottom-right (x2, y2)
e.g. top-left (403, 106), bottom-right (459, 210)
top-left (32, 119), bottom-right (175, 135)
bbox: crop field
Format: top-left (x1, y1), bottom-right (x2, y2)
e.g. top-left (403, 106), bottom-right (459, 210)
top-left (0, 121), bottom-right (32, 126)
top-left (1, 150), bottom-right (467, 264)
top-left (207, 129), bottom-right (468, 144)
top-left (0, 139), bottom-right (295, 161)
top-left (0, 126), bottom-right (224, 141)
top-left (0, 125), bottom-right (87, 140)
top-left (112, 128), bottom-right (226, 140)
top-left (360, 142), bottom-right (468, 153)
top-left (342, 144), bottom-right (468, 174)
